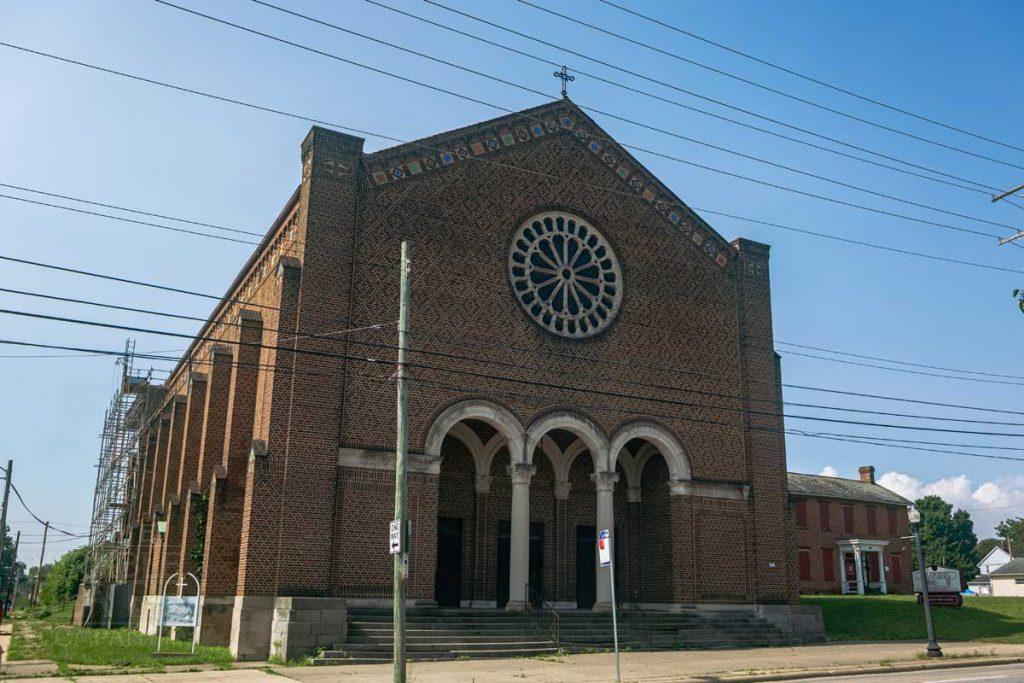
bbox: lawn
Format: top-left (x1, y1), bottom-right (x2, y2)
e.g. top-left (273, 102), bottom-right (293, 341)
top-left (803, 595), bottom-right (1024, 644)
top-left (7, 606), bottom-right (233, 673)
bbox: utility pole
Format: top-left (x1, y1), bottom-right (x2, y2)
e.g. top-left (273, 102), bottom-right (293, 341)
top-left (392, 241), bottom-right (411, 683)
top-left (991, 182), bottom-right (1024, 245)
top-left (2, 531), bottom-right (19, 619)
top-left (0, 460), bottom-right (12, 607)
top-left (908, 506), bottom-right (942, 658)
top-left (32, 522), bottom-right (49, 606)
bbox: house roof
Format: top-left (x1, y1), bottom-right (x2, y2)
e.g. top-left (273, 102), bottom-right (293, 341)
top-left (990, 558), bottom-right (1024, 576)
top-left (979, 545), bottom-right (1011, 566)
top-left (787, 472), bottom-right (912, 506)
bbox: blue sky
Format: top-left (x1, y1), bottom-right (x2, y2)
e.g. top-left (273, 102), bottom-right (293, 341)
top-left (1, 0), bottom-right (1022, 563)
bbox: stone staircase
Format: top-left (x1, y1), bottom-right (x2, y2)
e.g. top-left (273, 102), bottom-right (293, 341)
top-left (311, 606), bottom-right (800, 665)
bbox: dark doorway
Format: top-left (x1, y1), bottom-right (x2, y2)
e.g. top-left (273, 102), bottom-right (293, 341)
top-left (576, 525), bottom-right (596, 609)
top-left (496, 521), bottom-right (545, 608)
top-left (435, 517), bottom-right (463, 607)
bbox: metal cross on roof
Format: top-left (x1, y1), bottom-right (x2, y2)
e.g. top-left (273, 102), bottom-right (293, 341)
top-left (553, 65), bottom-right (575, 98)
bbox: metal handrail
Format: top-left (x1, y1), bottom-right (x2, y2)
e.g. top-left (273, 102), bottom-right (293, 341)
top-left (525, 582), bottom-right (560, 646)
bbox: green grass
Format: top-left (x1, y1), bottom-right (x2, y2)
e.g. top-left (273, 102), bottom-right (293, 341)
top-left (8, 607), bottom-right (232, 673)
top-left (803, 595), bottom-right (1024, 643)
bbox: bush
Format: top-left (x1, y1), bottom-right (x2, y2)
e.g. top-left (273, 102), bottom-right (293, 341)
top-left (38, 546), bottom-right (87, 606)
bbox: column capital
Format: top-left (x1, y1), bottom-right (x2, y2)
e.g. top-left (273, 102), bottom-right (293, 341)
top-left (474, 474), bottom-right (493, 494)
top-left (553, 481), bottom-right (572, 500)
top-left (591, 471), bottom-right (619, 492)
top-left (508, 464), bottom-right (536, 486)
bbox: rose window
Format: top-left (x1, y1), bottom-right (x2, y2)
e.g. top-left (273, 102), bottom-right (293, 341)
top-left (509, 211), bottom-right (622, 338)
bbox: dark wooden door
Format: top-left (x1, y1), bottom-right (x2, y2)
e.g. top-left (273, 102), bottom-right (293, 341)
top-left (435, 517), bottom-right (464, 607)
top-left (576, 525), bottom-right (596, 609)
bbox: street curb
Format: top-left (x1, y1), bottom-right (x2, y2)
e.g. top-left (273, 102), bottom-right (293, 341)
top-left (698, 655), bottom-right (1024, 682)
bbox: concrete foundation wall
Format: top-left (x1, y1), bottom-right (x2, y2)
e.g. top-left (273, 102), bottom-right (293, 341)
top-left (270, 597), bottom-right (347, 661)
top-left (229, 596), bottom-right (275, 661)
top-left (757, 603), bottom-right (825, 642)
top-left (197, 595), bottom-right (235, 646)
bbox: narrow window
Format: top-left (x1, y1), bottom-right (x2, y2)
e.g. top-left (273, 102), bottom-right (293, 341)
top-left (822, 547), bottom-right (835, 582)
top-left (795, 499), bottom-right (808, 528)
top-left (819, 501), bottom-right (831, 531)
top-left (843, 505), bottom-right (855, 534)
top-left (798, 549), bottom-right (812, 581)
top-left (887, 507), bottom-right (898, 535)
top-left (891, 555), bottom-right (903, 583)
top-left (867, 507), bottom-right (878, 535)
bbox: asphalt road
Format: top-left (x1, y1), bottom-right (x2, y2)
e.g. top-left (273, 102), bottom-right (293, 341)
top-left (797, 663), bottom-right (1024, 683)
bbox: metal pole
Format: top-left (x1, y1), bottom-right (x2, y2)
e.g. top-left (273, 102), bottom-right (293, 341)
top-left (32, 522), bottom-right (48, 606)
top-left (609, 552), bottom-right (621, 683)
top-left (0, 460), bottom-right (13, 604)
top-left (393, 241), bottom-right (411, 683)
top-left (912, 525), bottom-right (942, 657)
top-left (992, 182), bottom-right (1024, 203)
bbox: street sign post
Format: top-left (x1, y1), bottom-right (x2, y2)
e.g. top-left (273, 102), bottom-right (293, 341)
top-left (598, 529), bottom-right (620, 683)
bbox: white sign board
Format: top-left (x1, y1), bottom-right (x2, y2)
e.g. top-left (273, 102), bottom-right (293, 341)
top-left (389, 519), bottom-right (402, 555)
top-left (161, 596), bottom-right (198, 627)
top-left (913, 567), bottom-right (962, 593)
top-left (597, 529), bottom-right (612, 567)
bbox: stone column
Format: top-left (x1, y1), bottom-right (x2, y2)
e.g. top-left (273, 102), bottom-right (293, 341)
top-left (553, 481), bottom-right (571, 604)
top-left (506, 463), bottom-right (535, 611)
top-left (592, 471), bottom-right (619, 612)
top-left (471, 475), bottom-right (493, 607)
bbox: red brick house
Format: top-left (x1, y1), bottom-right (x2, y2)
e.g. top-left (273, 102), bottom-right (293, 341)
top-left (789, 466), bottom-right (913, 595)
top-left (119, 99), bottom-right (813, 660)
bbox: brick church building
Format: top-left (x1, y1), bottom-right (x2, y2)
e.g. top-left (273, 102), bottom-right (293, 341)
top-left (124, 98), bottom-right (812, 660)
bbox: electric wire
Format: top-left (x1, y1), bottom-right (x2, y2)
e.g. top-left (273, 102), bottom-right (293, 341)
top-left (9, 483), bottom-right (82, 537)
top-left (4, 42), bottom-right (1021, 273)
top-left (514, 0), bottom-right (1024, 172)
top-left (597, 0), bottom-right (1024, 157)
top-left (150, 1), bottom-right (1009, 242)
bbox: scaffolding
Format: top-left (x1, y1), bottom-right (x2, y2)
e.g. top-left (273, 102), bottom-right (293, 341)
top-left (85, 340), bottom-right (162, 586)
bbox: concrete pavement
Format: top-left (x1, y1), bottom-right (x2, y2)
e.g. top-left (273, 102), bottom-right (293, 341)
top-left (4, 641), bottom-right (1024, 682)
top-left (799, 662), bottom-right (1024, 682)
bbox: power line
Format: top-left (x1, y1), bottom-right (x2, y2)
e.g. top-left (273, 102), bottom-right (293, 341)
top-left (6, 43), bottom-right (1022, 273)
top-left (2, 252), bottom-right (1020, 415)
top-left (597, 0), bottom-right (1024, 157)
top-left (1, 310), bottom-right (1023, 440)
top-left (151, 1), bottom-right (1008, 242)
top-left (780, 349), bottom-right (1024, 387)
top-left (514, 0), bottom-right (1024, 172)
top-left (0, 192), bottom-right (260, 246)
top-left (3, 285), bottom-right (1021, 428)
top-left (9, 483), bottom-right (81, 537)
top-left (372, 0), bottom-right (1020, 204)
top-left (0, 181), bottom-right (261, 238)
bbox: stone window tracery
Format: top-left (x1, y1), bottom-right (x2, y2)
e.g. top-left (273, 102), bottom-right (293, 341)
top-left (508, 211), bottom-right (622, 339)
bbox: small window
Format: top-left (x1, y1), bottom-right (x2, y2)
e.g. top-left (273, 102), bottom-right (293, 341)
top-left (795, 499), bottom-right (808, 528)
top-left (867, 507), bottom-right (878, 535)
top-left (1015, 578), bottom-right (1024, 585)
top-left (819, 501), bottom-right (831, 531)
top-left (821, 547), bottom-right (835, 582)
top-left (887, 507), bottom-right (899, 535)
top-left (843, 506), bottom-right (855, 534)
top-left (798, 549), bottom-right (812, 581)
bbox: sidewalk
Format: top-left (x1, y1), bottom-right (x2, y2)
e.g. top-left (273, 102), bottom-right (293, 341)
top-left (3, 641), bottom-right (1024, 682)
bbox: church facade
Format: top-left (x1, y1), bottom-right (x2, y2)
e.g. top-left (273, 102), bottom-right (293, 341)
top-left (124, 99), bottom-right (805, 660)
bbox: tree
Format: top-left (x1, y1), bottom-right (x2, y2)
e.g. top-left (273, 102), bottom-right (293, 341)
top-left (915, 495), bottom-right (979, 582)
top-left (1014, 289), bottom-right (1024, 314)
top-left (995, 517), bottom-right (1024, 556)
top-left (38, 546), bottom-right (87, 607)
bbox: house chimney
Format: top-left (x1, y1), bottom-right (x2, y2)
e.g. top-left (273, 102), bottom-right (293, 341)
top-left (859, 465), bottom-right (875, 484)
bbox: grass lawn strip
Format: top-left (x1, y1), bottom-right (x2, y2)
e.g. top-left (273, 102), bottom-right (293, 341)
top-left (804, 595), bottom-right (1024, 643)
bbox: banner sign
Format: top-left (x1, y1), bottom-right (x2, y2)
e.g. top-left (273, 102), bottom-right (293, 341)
top-left (389, 519), bottom-right (402, 555)
top-left (598, 529), bottom-right (611, 567)
top-left (913, 567), bottom-right (961, 594)
top-left (917, 593), bottom-right (963, 608)
top-left (161, 596), bottom-right (198, 627)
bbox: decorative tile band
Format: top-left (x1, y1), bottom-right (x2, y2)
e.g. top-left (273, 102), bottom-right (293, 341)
top-left (364, 109), bottom-right (731, 268)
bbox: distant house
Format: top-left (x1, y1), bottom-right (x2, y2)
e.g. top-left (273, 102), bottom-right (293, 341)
top-left (969, 546), bottom-right (1013, 595)
top-left (989, 559), bottom-right (1024, 597)
top-left (789, 465), bottom-right (913, 595)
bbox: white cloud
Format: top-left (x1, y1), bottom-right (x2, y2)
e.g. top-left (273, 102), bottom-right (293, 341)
top-left (878, 471), bottom-right (1024, 537)
top-left (819, 466), bottom-right (839, 477)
